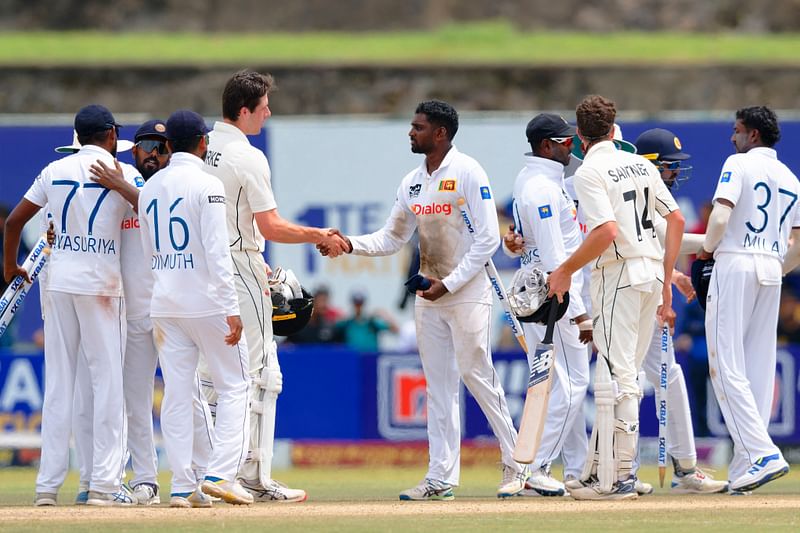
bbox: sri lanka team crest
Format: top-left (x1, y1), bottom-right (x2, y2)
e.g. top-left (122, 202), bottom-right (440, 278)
top-left (438, 179), bottom-right (456, 192)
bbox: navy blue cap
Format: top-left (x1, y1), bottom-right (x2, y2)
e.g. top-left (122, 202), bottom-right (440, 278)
top-left (165, 110), bottom-right (209, 141)
top-left (526, 113), bottom-right (576, 143)
top-left (74, 104), bottom-right (121, 136)
top-left (134, 119), bottom-right (168, 141)
top-left (635, 128), bottom-right (691, 162)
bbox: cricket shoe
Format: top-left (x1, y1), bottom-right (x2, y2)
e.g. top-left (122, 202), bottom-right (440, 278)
top-left (170, 490), bottom-right (213, 508)
top-left (132, 483), bottom-right (161, 505)
top-left (634, 478), bottom-right (653, 495)
top-left (671, 468), bottom-right (728, 494)
top-left (240, 479), bottom-right (308, 503)
top-left (730, 454), bottom-right (789, 493)
top-left (399, 478), bottom-right (455, 501)
top-left (200, 477), bottom-right (254, 505)
top-left (34, 492), bottom-right (57, 506)
top-left (569, 476), bottom-right (638, 501)
top-left (86, 487), bottom-right (136, 506)
top-left (75, 490), bottom-right (88, 505)
top-left (497, 464), bottom-right (529, 498)
top-left (520, 467), bottom-right (565, 497)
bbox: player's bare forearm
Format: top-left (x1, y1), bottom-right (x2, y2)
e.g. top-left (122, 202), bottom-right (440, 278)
top-left (3, 200), bottom-right (40, 282)
top-left (662, 210), bottom-right (685, 289)
top-left (548, 221), bottom-right (617, 301)
top-left (783, 227), bottom-right (800, 275)
top-left (255, 208), bottom-right (346, 251)
top-left (90, 159), bottom-right (140, 212)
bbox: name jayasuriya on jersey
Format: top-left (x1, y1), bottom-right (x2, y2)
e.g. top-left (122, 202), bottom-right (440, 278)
top-left (54, 233), bottom-right (116, 254)
top-left (151, 252), bottom-right (195, 270)
top-left (607, 162), bottom-right (652, 183)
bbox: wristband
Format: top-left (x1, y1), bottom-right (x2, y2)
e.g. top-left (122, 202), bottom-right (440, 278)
top-left (577, 319), bottom-right (593, 331)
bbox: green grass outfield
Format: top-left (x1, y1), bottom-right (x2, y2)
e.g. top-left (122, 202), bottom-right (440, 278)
top-left (0, 23), bottom-right (799, 66)
top-left (0, 465), bottom-right (798, 532)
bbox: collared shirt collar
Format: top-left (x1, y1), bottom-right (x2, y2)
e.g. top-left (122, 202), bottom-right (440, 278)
top-left (169, 151), bottom-right (205, 167)
top-left (749, 146), bottom-right (777, 159)
top-left (582, 140), bottom-right (617, 161)
top-left (419, 145), bottom-right (460, 179)
top-left (77, 144), bottom-right (113, 157)
top-left (523, 154), bottom-right (566, 186)
top-left (213, 120), bottom-right (249, 142)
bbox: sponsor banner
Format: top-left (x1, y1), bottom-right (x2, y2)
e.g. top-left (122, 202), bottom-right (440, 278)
top-left (291, 439), bottom-right (501, 467)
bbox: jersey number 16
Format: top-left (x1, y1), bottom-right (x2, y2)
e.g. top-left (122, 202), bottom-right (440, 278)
top-left (145, 198), bottom-right (189, 252)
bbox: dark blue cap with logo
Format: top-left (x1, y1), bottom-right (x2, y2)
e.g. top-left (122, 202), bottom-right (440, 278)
top-left (74, 104), bottom-right (121, 136)
top-left (526, 113), bottom-right (576, 143)
top-left (165, 110), bottom-right (210, 141)
top-left (135, 119), bottom-right (168, 141)
top-left (635, 128), bottom-right (691, 162)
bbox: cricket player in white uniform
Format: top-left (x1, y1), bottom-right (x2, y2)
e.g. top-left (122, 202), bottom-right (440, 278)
top-left (138, 110), bottom-right (253, 507)
top-left (73, 120), bottom-right (174, 506)
top-left (320, 101), bottom-right (527, 500)
top-left (699, 106), bottom-right (800, 492)
top-left (201, 70), bottom-right (346, 502)
top-left (502, 114), bottom-right (592, 497)
top-left (632, 128), bottom-right (729, 494)
top-left (3, 105), bottom-right (136, 506)
top-left (548, 95), bottom-right (685, 500)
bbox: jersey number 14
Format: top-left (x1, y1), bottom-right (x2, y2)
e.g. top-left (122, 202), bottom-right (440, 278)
top-left (623, 187), bottom-right (655, 242)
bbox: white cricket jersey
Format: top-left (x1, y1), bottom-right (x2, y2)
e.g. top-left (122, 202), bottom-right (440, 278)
top-left (138, 152), bottom-right (240, 318)
top-left (349, 146), bottom-right (500, 307)
top-left (204, 121), bottom-right (277, 253)
top-left (713, 147), bottom-right (800, 260)
top-left (24, 145), bottom-right (130, 297)
top-left (511, 155), bottom-right (586, 319)
top-left (119, 163), bottom-right (152, 320)
top-left (574, 141), bottom-right (679, 272)
top-left (564, 174), bottom-right (592, 310)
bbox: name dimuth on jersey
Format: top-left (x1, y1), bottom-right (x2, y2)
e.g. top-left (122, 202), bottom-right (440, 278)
top-left (152, 252), bottom-right (195, 270)
top-left (54, 234), bottom-right (117, 255)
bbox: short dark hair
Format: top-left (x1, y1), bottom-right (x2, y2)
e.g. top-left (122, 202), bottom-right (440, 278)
top-left (222, 70), bottom-right (275, 121)
top-left (576, 95), bottom-right (616, 140)
top-left (171, 136), bottom-right (203, 154)
top-left (77, 129), bottom-right (112, 147)
top-left (736, 106), bottom-right (781, 147)
top-left (415, 100), bottom-right (459, 140)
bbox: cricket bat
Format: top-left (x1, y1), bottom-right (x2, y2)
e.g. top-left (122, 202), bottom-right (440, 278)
top-left (0, 235), bottom-right (50, 338)
top-left (512, 295), bottom-right (560, 464)
top-left (658, 325), bottom-right (670, 487)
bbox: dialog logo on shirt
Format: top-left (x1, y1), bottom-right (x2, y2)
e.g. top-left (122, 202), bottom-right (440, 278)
top-left (720, 171), bottom-right (732, 183)
top-left (538, 205), bottom-right (553, 219)
top-left (438, 179), bottom-right (456, 192)
top-left (480, 186), bottom-right (492, 200)
top-left (121, 216), bottom-right (140, 230)
top-left (408, 184), bottom-right (422, 199)
top-left (208, 195), bottom-right (225, 204)
top-left (411, 202), bottom-right (452, 216)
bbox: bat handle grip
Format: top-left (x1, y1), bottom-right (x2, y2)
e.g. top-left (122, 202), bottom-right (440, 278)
top-left (542, 297), bottom-right (560, 345)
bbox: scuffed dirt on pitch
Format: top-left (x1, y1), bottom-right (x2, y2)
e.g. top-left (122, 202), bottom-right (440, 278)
top-left (1, 496), bottom-right (798, 522)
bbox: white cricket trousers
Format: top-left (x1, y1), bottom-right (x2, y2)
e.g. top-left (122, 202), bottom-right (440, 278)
top-left (706, 253), bottom-right (782, 481)
top-left (639, 319), bottom-right (696, 466)
top-left (154, 315), bottom-right (250, 493)
top-left (521, 320), bottom-right (590, 476)
top-left (37, 290), bottom-right (126, 494)
top-left (591, 262), bottom-right (660, 396)
top-left (415, 302), bottom-right (520, 485)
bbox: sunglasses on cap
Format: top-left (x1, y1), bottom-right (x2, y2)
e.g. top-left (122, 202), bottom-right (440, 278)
top-left (136, 139), bottom-right (169, 155)
top-left (549, 136), bottom-right (573, 145)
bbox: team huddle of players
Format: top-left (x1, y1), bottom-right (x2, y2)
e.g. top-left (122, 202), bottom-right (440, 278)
top-left (2, 72), bottom-right (799, 507)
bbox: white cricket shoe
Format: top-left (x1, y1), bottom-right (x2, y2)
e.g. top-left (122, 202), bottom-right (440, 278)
top-left (240, 479), bottom-right (308, 503)
top-left (399, 478), bottom-right (455, 501)
top-left (497, 464), bottom-right (529, 498)
top-left (132, 483), bottom-right (160, 505)
top-left (34, 492), bottom-right (57, 506)
top-left (730, 454), bottom-right (789, 493)
top-left (200, 477), bottom-right (254, 505)
top-left (634, 478), bottom-right (653, 495)
top-left (170, 490), bottom-right (213, 508)
top-left (569, 476), bottom-right (638, 501)
top-left (671, 468), bottom-right (728, 494)
top-left (521, 467), bottom-right (565, 497)
top-left (86, 487), bottom-right (135, 506)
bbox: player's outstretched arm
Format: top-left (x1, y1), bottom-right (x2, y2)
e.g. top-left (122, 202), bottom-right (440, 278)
top-left (90, 159), bottom-right (140, 212)
top-left (547, 221), bottom-right (617, 303)
top-left (254, 208), bottom-right (348, 257)
top-left (658, 209), bottom-right (686, 328)
top-left (698, 199), bottom-right (733, 260)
